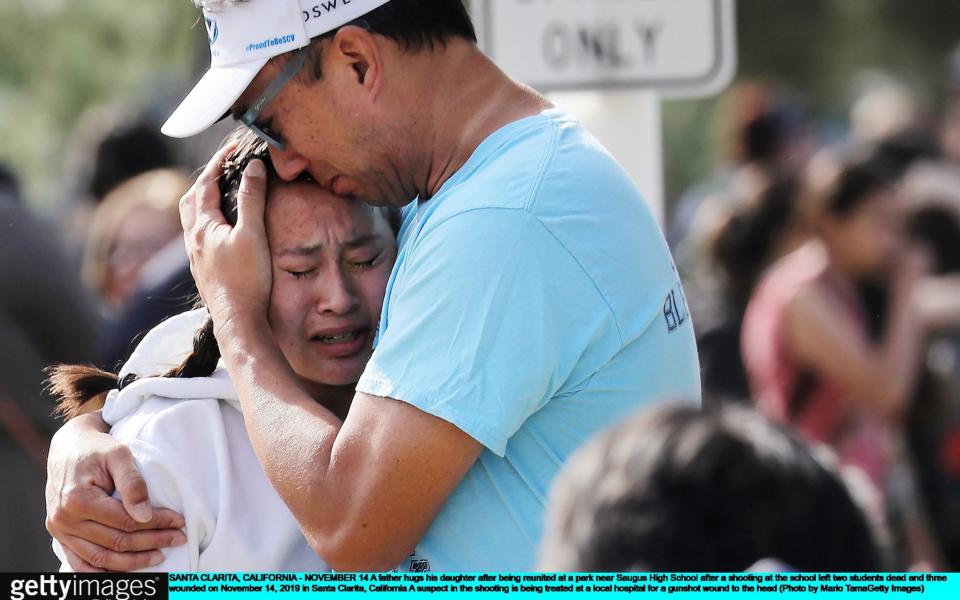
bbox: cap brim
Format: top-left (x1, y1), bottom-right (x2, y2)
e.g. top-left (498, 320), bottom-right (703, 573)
top-left (161, 59), bottom-right (269, 138)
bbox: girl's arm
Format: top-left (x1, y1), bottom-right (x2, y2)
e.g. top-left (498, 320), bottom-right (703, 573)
top-left (786, 249), bottom-right (929, 421)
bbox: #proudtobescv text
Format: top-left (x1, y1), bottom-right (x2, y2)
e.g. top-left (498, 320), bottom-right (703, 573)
top-left (9, 574), bottom-right (159, 600)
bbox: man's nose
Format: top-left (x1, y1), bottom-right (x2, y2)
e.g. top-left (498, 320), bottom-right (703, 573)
top-left (315, 268), bottom-right (360, 316)
top-left (269, 146), bottom-right (310, 181)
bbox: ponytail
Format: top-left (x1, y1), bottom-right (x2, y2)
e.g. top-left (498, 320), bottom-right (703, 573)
top-left (163, 315), bottom-right (220, 379)
top-left (45, 365), bottom-right (119, 420)
top-left (47, 314), bottom-right (223, 420)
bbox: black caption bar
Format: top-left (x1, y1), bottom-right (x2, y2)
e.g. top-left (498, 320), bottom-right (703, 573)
top-left (0, 573), bottom-right (168, 600)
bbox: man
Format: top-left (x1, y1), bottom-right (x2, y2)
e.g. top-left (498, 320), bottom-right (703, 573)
top-left (46, 0), bottom-right (700, 571)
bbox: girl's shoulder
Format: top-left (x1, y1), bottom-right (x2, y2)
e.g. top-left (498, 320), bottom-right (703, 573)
top-left (105, 368), bottom-right (239, 442)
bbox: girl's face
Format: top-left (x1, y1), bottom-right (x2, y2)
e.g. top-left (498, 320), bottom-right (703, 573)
top-left (265, 182), bottom-right (396, 389)
top-left (822, 187), bottom-right (903, 279)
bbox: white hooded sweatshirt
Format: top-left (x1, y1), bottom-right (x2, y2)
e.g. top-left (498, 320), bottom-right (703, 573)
top-left (55, 309), bottom-right (328, 572)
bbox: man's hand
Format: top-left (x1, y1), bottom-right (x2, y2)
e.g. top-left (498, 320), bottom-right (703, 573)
top-left (45, 413), bottom-right (187, 572)
top-left (179, 146), bottom-right (273, 339)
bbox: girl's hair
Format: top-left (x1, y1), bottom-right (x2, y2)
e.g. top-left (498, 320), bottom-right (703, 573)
top-left (905, 204), bottom-right (960, 275)
top-left (825, 158), bottom-right (894, 218)
top-left (47, 129), bottom-right (271, 419)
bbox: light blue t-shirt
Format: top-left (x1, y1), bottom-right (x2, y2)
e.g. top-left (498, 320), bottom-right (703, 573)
top-left (356, 106), bottom-right (700, 571)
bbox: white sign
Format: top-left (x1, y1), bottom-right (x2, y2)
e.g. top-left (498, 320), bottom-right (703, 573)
top-left (472, 0), bottom-right (736, 97)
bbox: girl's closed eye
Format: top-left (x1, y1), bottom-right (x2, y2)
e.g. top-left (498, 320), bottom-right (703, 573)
top-left (349, 252), bottom-right (383, 271)
top-left (287, 268), bottom-right (315, 280)
top-left (351, 255), bottom-right (380, 270)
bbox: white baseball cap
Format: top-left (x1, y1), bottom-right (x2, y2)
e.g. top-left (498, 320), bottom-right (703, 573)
top-left (162, 0), bottom-right (392, 138)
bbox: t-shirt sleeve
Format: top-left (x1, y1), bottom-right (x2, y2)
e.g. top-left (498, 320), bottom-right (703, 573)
top-left (356, 208), bottom-right (617, 456)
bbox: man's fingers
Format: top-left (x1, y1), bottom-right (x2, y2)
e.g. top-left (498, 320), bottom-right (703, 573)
top-left (91, 498), bottom-right (185, 534)
top-left (195, 144), bottom-right (239, 230)
top-left (179, 186), bottom-right (198, 234)
top-left (104, 446), bottom-right (151, 523)
top-left (72, 519), bottom-right (186, 553)
top-left (181, 144), bottom-right (237, 236)
top-left (61, 545), bottom-right (107, 573)
top-left (144, 507), bottom-right (187, 530)
top-left (65, 535), bottom-right (165, 572)
top-left (236, 159), bottom-right (268, 231)
top-left (79, 491), bottom-right (185, 535)
top-left (195, 173), bottom-right (229, 233)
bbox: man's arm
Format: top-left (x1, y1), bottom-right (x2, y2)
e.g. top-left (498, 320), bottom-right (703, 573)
top-left (221, 317), bottom-right (482, 570)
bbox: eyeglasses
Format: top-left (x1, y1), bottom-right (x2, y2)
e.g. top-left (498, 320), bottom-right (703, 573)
top-left (239, 44), bottom-right (311, 151)
top-left (238, 20), bottom-right (371, 151)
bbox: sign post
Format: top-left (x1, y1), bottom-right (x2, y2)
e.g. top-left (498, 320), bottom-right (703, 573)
top-left (472, 0), bottom-right (737, 222)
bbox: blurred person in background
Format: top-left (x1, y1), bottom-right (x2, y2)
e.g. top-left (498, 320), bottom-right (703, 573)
top-left (95, 238), bottom-right (199, 371)
top-left (54, 109), bottom-right (203, 370)
top-left (60, 109), bottom-right (177, 260)
top-left (899, 167), bottom-right (960, 568)
top-left (671, 83), bottom-right (815, 387)
top-left (539, 404), bottom-right (883, 572)
top-left (669, 81), bottom-right (813, 263)
top-left (82, 169), bottom-right (190, 313)
top-left (936, 44), bottom-right (960, 171)
top-left (0, 164), bottom-right (100, 570)
top-left (851, 129), bottom-right (941, 350)
top-left (697, 177), bottom-right (807, 404)
top-left (741, 149), bottom-right (947, 568)
top-left (940, 98), bottom-right (960, 169)
top-left (92, 168), bottom-right (203, 370)
top-left (849, 74), bottom-right (927, 148)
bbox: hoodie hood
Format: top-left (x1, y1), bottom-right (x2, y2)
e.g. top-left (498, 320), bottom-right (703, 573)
top-left (104, 309), bottom-right (239, 426)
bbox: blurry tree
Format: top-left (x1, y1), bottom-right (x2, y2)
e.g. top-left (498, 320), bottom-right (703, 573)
top-left (0, 0), bottom-right (202, 207)
top-left (663, 0), bottom-right (960, 212)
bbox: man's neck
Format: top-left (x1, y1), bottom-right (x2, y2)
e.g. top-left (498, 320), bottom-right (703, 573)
top-left (409, 41), bottom-right (552, 199)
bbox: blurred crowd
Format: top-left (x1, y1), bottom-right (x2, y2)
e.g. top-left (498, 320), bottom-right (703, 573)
top-left (4, 44), bottom-right (960, 574)
top-left (541, 56), bottom-right (960, 569)
top-left (669, 62), bottom-right (960, 569)
top-left (0, 109), bottom-right (216, 569)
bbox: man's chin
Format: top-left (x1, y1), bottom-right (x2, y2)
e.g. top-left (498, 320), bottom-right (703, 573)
top-left (351, 186), bottom-right (417, 208)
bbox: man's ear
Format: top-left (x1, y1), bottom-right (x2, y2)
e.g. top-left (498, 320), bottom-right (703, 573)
top-left (328, 26), bottom-right (383, 101)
